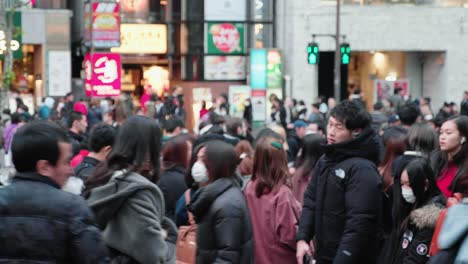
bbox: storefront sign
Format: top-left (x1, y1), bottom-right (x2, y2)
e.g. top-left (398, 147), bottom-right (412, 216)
top-left (47, 51), bottom-right (71, 97)
top-left (374, 79), bottom-right (410, 101)
top-left (204, 56), bottom-right (246, 80)
top-left (84, 53), bottom-right (121, 97)
top-left (0, 11), bottom-right (22, 59)
top-left (267, 50), bottom-right (282, 88)
top-left (85, 2), bottom-right (120, 48)
top-left (250, 49), bottom-right (267, 89)
top-left (206, 23), bottom-right (245, 55)
top-left (229, 85), bottom-right (251, 118)
top-left (205, 0), bottom-right (246, 21)
top-left (111, 24), bottom-right (167, 54)
top-left (252, 89), bottom-right (267, 121)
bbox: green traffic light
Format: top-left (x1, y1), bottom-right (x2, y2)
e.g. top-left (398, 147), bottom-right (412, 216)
top-left (342, 54), bottom-right (350, 64)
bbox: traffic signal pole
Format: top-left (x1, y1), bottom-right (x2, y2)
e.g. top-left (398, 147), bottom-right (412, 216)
top-left (334, 0), bottom-right (341, 102)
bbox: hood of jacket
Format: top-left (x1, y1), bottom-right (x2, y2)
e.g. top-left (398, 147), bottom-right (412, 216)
top-left (409, 195), bottom-right (445, 229)
top-left (438, 199), bottom-right (468, 249)
top-left (187, 177), bottom-right (235, 219)
top-left (323, 127), bottom-right (381, 165)
top-left (86, 170), bottom-right (154, 229)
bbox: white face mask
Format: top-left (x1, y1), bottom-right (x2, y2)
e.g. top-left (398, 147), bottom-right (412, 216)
top-left (402, 187), bottom-right (416, 204)
top-left (191, 161), bottom-right (209, 183)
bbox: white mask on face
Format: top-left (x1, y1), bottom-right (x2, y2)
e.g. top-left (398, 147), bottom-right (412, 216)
top-left (191, 161), bottom-right (209, 183)
top-left (402, 187), bottom-right (416, 204)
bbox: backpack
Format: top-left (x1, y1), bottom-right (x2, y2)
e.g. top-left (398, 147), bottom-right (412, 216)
top-left (176, 190), bottom-right (197, 264)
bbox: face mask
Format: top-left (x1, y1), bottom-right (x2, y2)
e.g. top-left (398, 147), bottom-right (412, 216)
top-left (191, 161), bottom-right (209, 183)
top-left (401, 187), bottom-right (416, 204)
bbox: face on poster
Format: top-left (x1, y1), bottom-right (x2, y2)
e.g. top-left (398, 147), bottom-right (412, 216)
top-left (84, 53), bottom-right (121, 97)
top-left (206, 23), bottom-right (245, 55)
top-left (229, 85), bottom-right (251, 118)
top-left (192, 88), bottom-right (213, 126)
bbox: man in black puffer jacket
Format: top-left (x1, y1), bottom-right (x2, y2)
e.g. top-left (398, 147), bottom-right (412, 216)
top-left (296, 100), bottom-right (383, 264)
top-left (0, 121), bottom-right (108, 263)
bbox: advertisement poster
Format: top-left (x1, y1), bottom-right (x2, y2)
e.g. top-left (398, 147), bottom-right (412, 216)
top-left (252, 89), bottom-right (267, 121)
top-left (205, 23), bottom-right (245, 55)
top-left (250, 49), bottom-right (267, 89)
top-left (85, 2), bottom-right (120, 48)
top-left (229, 85), bottom-right (251, 118)
top-left (47, 51), bottom-right (71, 97)
top-left (0, 11), bottom-right (22, 59)
top-left (204, 56), bottom-right (246, 80)
top-left (120, 0), bottom-right (149, 21)
top-left (267, 50), bottom-right (282, 89)
top-left (205, 0), bottom-right (246, 21)
top-left (374, 79), bottom-right (410, 101)
top-left (111, 24), bottom-right (167, 54)
top-left (84, 53), bottom-right (121, 97)
top-left (192, 88), bottom-right (213, 129)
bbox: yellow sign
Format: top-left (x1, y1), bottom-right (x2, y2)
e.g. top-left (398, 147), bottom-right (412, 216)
top-left (111, 24), bottom-right (167, 54)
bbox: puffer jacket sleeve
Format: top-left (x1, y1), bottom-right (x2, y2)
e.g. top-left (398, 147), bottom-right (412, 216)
top-left (120, 189), bottom-right (174, 264)
top-left (402, 228), bottom-right (432, 264)
top-left (69, 200), bottom-right (109, 264)
top-left (333, 163), bottom-right (382, 264)
top-left (296, 159), bottom-right (322, 242)
top-left (212, 204), bottom-right (244, 264)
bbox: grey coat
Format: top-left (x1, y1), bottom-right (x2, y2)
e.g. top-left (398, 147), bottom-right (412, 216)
top-left (87, 170), bottom-right (177, 264)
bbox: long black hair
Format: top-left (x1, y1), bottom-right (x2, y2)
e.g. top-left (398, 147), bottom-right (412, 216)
top-left (295, 134), bottom-right (325, 179)
top-left (83, 116), bottom-right (162, 197)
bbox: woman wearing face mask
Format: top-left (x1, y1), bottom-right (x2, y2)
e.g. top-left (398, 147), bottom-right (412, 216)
top-left (84, 116), bottom-right (177, 264)
top-left (187, 140), bottom-right (254, 264)
top-left (432, 115), bottom-right (468, 198)
top-left (379, 159), bottom-right (445, 264)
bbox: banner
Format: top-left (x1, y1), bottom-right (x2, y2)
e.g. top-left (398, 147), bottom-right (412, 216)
top-left (250, 49), bottom-right (267, 89)
top-left (111, 24), bottom-right (167, 54)
top-left (205, 23), bottom-right (245, 55)
top-left (85, 2), bottom-right (120, 48)
top-left (374, 79), bottom-right (410, 102)
top-left (229, 85), bottom-right (251, 118)
top-left (0, 11), bottom-right (22, 59)
top-left (205, 0), bottom-right (246, 21)
top-left (252, 89), bottom-right (267, 121)
top-left (204, 56), bottom-right (246, 80)
top-left (47, 51), bottom-right (71, 97)
top-left (84, 53), bottom-right (121, 97)
top-left (267, 50), bottom-right (282, 89)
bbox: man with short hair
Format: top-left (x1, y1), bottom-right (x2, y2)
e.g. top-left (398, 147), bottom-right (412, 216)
top-left (0, 121), bottom-right (107, 263)
top-left (68, 111), bottom-right (88, 156)
top-left (163, 116), bottom-right (185, 144)
top-left (296, 100), bottom-right (383, 264)
top-left (224, 117), bottom-right (246, 146)
top-left (75, 124), bottom-right (116, 182)
top-left (371, 101), bottom-right (388, 132)
top-left (397, 103), bottom-right (421, 129)
top-left (287, 120), bottom-right (308, 162)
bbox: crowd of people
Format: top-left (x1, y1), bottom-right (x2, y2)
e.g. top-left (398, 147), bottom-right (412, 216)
top-left (0, 88), bottom-right (467, 264)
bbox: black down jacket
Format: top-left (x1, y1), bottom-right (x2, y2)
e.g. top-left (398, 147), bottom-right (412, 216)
top-left (188, 177), bottom-right (254, 264)
top-left (296, 128), bottom-right (383, 264)
top-left (0, 172), bottom-right (108, 263)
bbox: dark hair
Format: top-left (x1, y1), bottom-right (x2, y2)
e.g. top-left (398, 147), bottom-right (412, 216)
top-left (252, 137), bottom-right (290, 198)
top-left (12, 121), bottom-right (70, 172)
top-left (203, 140), bottom-right (238, 182)
top-left (10, 112), bottom-right (21, 124)
top-left (295, 134), bottom-right (325, 180)
top-left (226, 117), bottom-right (243, 136)
top-left (185, 143), bottom-right (206, 189)
top-left (235, 140), bottom-right (254, 177)
top-left (380, 127), bottom-right (407, 191)
top-left (397, 103), bottom-right (420, 126)
top-left (253, 128), bottom-right (284, 147)
top-left (88, 124), bottom-right (117, 153)
top-left (374, 101), bottom-right (384, 111)
top-left (406, 123), bottom-right (438, 157)
top-left (394, 87), bottom-right (402, 95)
top-left (162, 135), bottom-right (191, 170)
top-left (164, 116), bottom-right (185, 133)
top-left (84, 116), bottom-right (162, 197)
top-left (392, 158), bottom-right (440, 231)
top-left (433, 116), bottom-right (468, 182)
top-left (68, 111), bottom-right (84, 129)
top-left (329, 100), bottom-right (372, 130)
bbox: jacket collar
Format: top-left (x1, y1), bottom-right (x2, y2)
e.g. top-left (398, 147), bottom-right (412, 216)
top-left (14, 171), bottom-right (61, 189)
top-left (82, 156), bottom-right (101, 166)
top-left (188, 177), bottom-right (234, 218)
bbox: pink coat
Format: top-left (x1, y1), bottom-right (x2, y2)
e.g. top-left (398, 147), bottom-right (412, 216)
top-left (244, 180), bottom-right (302, 264)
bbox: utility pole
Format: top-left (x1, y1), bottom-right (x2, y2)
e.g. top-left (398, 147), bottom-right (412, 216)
top-left (334, 0), bottom-right (341, 102)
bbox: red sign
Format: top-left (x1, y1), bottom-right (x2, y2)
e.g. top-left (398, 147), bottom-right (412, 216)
top-left (85, 2), bottom-right (120, 48)
top-left (84, 53), bottom-right (121, 97)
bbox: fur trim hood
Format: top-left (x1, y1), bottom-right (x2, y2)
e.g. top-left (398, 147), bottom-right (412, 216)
top-left (410, 197), bottom-right (445, 229)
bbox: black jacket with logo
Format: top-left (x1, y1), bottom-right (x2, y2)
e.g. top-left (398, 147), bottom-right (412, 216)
top-left (296, 128), bottom-right (383, 264)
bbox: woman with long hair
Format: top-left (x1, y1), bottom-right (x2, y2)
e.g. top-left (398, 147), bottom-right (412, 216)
top-left (84, 116), bottom-right (176, 263)
top-left (244, 137), bottom-right (301, 264)
top-left (158, 134), bottom-right (194, 221)
top-left (379, 159), bottom-right (445, 264)
top-left (235, 140), bottom-right (254, 187)
top-left (432, 115), bottom-right (468, 198)
top-left (292, 134), bottom-right (325, 204)
top-left (187, 140), bottom-right (254, 263)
